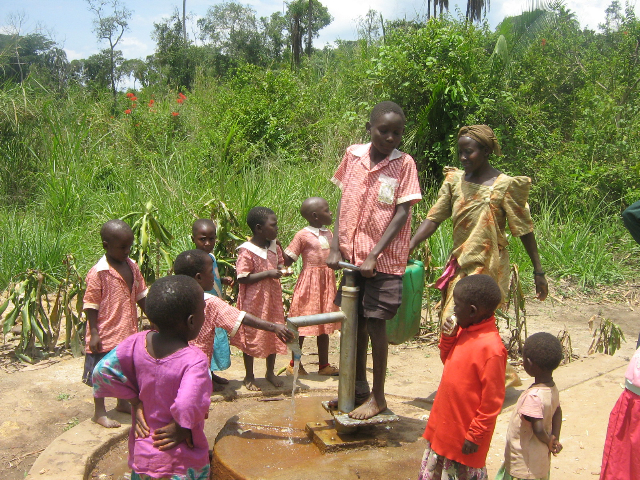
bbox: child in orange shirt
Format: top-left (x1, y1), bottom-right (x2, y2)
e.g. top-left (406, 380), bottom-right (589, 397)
top-left (420, 274), bottom-right (506, 480)
top-left (83, 219), bottom-right (147, 428)
top-left (283, 197), bottom-right (340, 376)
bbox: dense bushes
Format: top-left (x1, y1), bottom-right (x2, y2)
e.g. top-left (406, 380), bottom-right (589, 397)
top-left (0, 4), bottom-right (638, 290)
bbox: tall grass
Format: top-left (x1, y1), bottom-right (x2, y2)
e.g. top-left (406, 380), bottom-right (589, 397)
top-left (0, 75), bottom-right (637, 294)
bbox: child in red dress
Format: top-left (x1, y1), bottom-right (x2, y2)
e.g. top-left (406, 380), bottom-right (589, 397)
top-left (283, 197), bottom-right (340, 376)
top-left (419, 274), bottom-right (507, 480)
top-left (230, 207), bottom-right (291, 391)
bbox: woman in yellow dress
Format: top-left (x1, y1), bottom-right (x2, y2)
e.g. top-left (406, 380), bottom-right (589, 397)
top-left (410, 125), bottom-right (548, 324)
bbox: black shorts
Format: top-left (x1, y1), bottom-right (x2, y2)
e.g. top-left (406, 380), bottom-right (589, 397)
top-left (82, 352), bottom-right (108, 387)
top-left (334, 271), bottom-right (403, 320)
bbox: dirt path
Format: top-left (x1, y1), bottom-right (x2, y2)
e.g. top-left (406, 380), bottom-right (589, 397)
top-left (1, 292), bottom-right (638, 480)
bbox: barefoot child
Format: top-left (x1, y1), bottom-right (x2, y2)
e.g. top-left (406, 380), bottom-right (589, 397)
top-left (326, 101), bottom-right (422, 419)
top-left (83, 219), bottom-right (147, 428)
top-left (496, 332), bottom-right (563, 480)
top-left (92, 275), bottom-right (211, 480)
top-left (173, 249), bottom-right (294, 378)
top-left (600, 346), bottom-right (640, 479)
top-left (191, 219), bottom-right (234, 390)
top-left (283, 197), bottom-right (340, 376)
top-left (230, 207), bottom-right (291, 391)
top-left (420, 274), bottom-right (506, 480)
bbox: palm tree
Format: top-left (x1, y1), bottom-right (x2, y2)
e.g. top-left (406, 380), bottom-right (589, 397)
top-left (428, 0), bottom-right (450, 19)
top-left (466, 0), bottom-right (488, 22)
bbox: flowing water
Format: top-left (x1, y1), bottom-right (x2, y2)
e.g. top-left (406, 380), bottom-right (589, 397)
top-left (287, 356), bottom-right (301, 443)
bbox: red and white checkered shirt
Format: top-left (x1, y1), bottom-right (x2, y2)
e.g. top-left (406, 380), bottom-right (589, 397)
top-left (190, 293), bottom-right (244, 363)
top-left (332, 143), bottom-right (422, 275)
top-left (83, 256), bottom-right (147, 353)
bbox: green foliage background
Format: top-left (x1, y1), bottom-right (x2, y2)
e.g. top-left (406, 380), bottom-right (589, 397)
top-left (1, 3), bottom-right (639, 294)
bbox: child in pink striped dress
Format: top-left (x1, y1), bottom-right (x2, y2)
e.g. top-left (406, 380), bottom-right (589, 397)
top-left (283, 197), bottom-right (340, 376)
top-left (230, 207), bottom-right (291, 391)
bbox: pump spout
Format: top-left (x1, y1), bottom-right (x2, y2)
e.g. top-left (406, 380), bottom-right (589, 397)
top-left (285, 320), bottom-right (302, 361)
top-left (285, 312), bottom-right (346, 361)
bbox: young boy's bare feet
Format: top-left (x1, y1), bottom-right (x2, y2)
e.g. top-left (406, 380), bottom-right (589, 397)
top-left (348, 393), bottom-right (386, 420)
top-left (327, 389), bottom-right (369, 409)
top-left (92, 414), bottom-right (121, 428)
top-left (243, 376), bottom-right (261, 391)
top-left (93, 397), bottom-right (122, 428)
top-left (266, 371), bottom-right (283, 388)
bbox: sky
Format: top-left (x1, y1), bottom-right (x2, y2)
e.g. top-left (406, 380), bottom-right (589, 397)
top-left (1, 0), bottom-right (635, 62)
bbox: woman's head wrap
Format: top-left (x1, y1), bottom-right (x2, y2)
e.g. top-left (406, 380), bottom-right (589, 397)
top-left (458, 125), bottom-right (502, 156)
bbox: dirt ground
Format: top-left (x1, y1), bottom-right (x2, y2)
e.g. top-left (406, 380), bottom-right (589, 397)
top-left (1, 284), bottom-right (638, 480)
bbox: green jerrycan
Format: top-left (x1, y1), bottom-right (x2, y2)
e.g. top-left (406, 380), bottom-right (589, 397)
top-left (386, 259), bottom-right (425, 345)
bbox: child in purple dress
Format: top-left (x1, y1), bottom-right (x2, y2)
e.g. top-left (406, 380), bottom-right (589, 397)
top-left (92, 275), bottom-right (211, 480)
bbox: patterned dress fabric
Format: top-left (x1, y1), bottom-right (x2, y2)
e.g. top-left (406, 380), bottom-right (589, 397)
top-left (331, 143), bottom-right (422, 275)
top-left (229, 241), bottom-right (288, 357)
top-left (92, 331), bottom-right (212, 480)
top-left (418, 441), bottom-right (488, 480)
top-left (426, 167), bottom-right (534, 320)
top-left (285, 227), bottom-right (340, 336)
top-left (83, 255), bottom-right (147, 353)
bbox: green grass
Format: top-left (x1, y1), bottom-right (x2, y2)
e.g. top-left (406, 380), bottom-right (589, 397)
top-left (0, 79), bottom-right (637, 295)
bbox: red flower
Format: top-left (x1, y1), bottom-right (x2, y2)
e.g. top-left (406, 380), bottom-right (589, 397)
top-left (131, 96), bottom-right (138, 102)
top-left (177, 98), bottom-right (184, 104)
top-left (541, 38), bottom-right (547, 47)
top-left (171, 112), bottom-right (179, 116)
top-left (178, 92), bottom-right (187, 100)
top-left (624, 31), bottom-right (629, 35)
top-left (148, 99), bottom-right (155, 107)
top-left (126, 92), bottom-right (134, 98)
top-left (124, 109), bottom-right (132, 114)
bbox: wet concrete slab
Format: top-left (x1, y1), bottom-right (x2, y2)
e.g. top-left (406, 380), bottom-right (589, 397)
top-left (212, 395), bottom-right (426, 480)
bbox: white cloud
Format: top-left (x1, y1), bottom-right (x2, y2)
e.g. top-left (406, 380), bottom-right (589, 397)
top-left (63, 48), bottom-right (93, 61)
top-left (119, 36), bottom-right (153, 59)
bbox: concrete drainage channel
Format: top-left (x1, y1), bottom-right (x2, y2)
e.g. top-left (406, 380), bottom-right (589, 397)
top-left (25, 390), bottom-right (339, 480)
top-left (25, 409), bottom-right (131, 480)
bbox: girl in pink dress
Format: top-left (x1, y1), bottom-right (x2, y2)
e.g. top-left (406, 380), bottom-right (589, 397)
top-left (92, 275), bottom-right (211, 480)
top-left (230, 207), bottom-right (290, 391)
top-left (283, 197), bottom-right (340, 376)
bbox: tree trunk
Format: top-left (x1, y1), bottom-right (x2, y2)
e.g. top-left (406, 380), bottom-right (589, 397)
top-left (182, 0), bottom-right (187, 44)
top-left (109, 43), bottom-right (116, 113)
top-left (306, 0), bottom-right (313, 57)
top-left (292, 14), bottom-right (301, 67)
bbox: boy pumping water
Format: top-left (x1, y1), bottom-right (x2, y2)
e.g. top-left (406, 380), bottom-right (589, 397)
top-left (327, 101), bottom-right (422, 420)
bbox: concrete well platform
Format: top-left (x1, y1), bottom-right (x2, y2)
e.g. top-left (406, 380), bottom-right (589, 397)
top-left (212, 395), bottom-right (427, 480)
